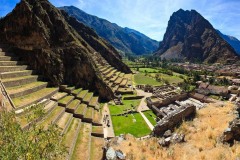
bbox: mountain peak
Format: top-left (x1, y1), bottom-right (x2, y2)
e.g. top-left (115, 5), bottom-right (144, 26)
top-left (155, 9), bottom-right (239, 63)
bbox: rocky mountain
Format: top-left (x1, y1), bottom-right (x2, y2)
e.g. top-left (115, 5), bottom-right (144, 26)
top-left (0, 0), bottom-right (131, 100)
top-left (155, 9), bottom-right (239, 63)
top-left (216, 30), bottom-right (240, 55)
top-left (59, 6), bottom-right (159, 55)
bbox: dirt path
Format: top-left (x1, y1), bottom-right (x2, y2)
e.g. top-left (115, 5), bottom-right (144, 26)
top-left (102, 103), bottom-right (115, 138)
top-left (135, 89), bottom-right (152, 112)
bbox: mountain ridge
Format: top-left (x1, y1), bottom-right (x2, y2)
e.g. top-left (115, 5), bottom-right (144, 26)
top-left (59, 6), bottom-right (159, 55)
top-left (216, 30), bottom-right (240, 55)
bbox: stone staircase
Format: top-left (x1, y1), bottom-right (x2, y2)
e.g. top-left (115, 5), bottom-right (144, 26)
top-left (0, 46), bottom-right (58, 112)
top-left (0, 46), bottom-right (105, 160)
top-left (92, 53), bottom-right (133, 94)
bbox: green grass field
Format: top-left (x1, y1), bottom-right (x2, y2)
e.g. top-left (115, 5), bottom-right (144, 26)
top-left (149, 73), bottom-right (184, 84)
top-left (133, 73), bottom-right (163, 86)
top-left (111, 113), bottom-right (151, 137)
top-left (109, 99), bottom-right (141, 115)
top-left (143, 110), bottom-right (157, 125)
top-left (138, 68), bottom-right (159, 73)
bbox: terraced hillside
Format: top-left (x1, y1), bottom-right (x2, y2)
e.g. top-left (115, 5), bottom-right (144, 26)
top-left (16, 86), bottom-right (104, 160)
top-left (93, 52), bottom-right (133, 94)
top-left (0, 46), bottom-right (105, 160)
top-left (0, 45), bottom-right (58, 112)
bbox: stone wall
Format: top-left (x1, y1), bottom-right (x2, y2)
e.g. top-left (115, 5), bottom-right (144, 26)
top-left (153, 104), bottom-right (196, 137)
top-left (147, 93), bottom-right (188, 108)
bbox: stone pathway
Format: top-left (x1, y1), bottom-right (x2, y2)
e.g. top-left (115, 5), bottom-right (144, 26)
top-left (134, 89), bottom-right (155, 130)
top-left (135, 88), bottom-right (152, 112)
top-left (139, 111), bottom-right (154, 131)
top-left (102, 103), bottom-right (115, 138)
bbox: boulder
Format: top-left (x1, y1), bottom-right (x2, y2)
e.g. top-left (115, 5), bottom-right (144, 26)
top-left (116, 150), bottom-right (125, 160)
top-left (163, 130), bottom-right (172, 138)
top-left (106, 147), bottom-right (117, 160)
top-left (222, 119), bottom-right (240, 143)
top-left (171, 133), bottom-right (185, 143)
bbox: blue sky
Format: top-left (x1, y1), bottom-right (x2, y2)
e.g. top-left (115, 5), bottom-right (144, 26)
top-left (1, 0), bottom-right (240, 41)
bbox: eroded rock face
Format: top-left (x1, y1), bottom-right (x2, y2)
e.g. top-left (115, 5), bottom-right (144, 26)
top-left (155, 9), bottom-right (239, 63)
top-left (0, 0), bottom-right (130, 100)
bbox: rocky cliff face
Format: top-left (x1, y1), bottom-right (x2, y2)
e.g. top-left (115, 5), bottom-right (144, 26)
top-left (155, 9), bottom-right (239, 63)
top-left (61, 11), bottom-right (131, 72)
top-left (59, 6), bottom-right (159, 55)
top-left (0, 0), bottom-right (130, 100)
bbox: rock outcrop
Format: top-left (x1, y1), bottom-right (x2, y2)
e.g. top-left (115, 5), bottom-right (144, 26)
top-left (59, 6), bottom-right (159, 55)
top-left (0, 0), bottom-right (130, 100)
top-left (155, 9), bottom-right (239, 63)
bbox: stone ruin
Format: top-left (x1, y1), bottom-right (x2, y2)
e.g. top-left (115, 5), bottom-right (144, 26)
top-left (222, 103), bottom-right (240, 143)
top-left (152, 104), bottom-right (196, 136)
top-left (147, 85), bottom-right (187, 108)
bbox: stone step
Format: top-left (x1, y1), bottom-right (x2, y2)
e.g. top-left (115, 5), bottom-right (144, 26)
top-left (2, 75), bottom-right (40, 87)
top-left (55, 112), bottom-right (73, 134)
top-left (0, 65), bottom-right (29, 72)
top-left (51, 92), bottom-right (68, 101)
top-left (62, 118), bottom-right (82, 159)
top-left (83, 107), bottom-right (93, 123)
top-left (120, 78), bottom-right (128, 87)
top-left (17, 100), bottom-right (57, 128)
top-left (7, 81), bottom-right (48, 99)
top-left (0, 56), bottom-right (19, 61)
top-left (13, 87), bottom-right (59, 109)
top-left (60, 85), bottom-right (75, 94)
top-left (58, 95), bottom-right (75, 107)
top-left (0, 70), bottom-right (36, 79)
top-left (82, 92), bottom-right (93, 105)
top-left (71, 88), bottom-right (83, 96)
top-left (91, 126), bottom-right (104, 138)
top-left (43, 100), bottom-right (58, 114)
top-left (114, 77), bottom-right (123, 85)
top-left (66, 99), bottom-right (81, 113)
top-left (89, 96), bottom-right (99, 108)
top-left (0, 61), bottom-right (27, 66)
top-left (71, 123), bottom-right (92, 160)
top-left (39, 106), bottom-right (65, 130)
top-left (76, 90), bottom-right (88, 100)
top-left (90, 136), bottom-right (104, 160)
top-left (74, 103), bottom-right (87, 119)
top-left (92, 110), bottom-right (102, 126)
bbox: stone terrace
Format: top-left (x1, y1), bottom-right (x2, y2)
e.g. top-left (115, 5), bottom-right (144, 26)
top-left (0, 46), bottom-right (105, 160)
top-left (92, 52), bottom-right (133, 95)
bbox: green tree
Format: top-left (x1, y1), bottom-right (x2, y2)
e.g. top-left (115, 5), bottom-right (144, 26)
top-left (0, 105), bottom-right (67, 160)
top-left (155, 73), bottom-right (161, 82)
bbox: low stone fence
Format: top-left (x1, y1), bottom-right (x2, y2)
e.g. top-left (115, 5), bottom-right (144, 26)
top-left (123, 95), bottom-right (144, 100)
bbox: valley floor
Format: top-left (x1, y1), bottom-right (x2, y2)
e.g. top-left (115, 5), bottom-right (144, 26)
top-left (110, 102), bottom-right (240, 160)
